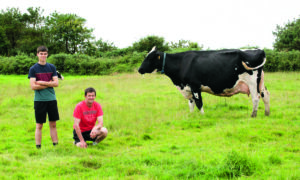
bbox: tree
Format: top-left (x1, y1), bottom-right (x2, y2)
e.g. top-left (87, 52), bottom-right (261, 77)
top-left (273, 17), bottom-right (300, 51)
top-left (0, 7), bottom-right (46, 55)
top-left (0, 8), bottom-right (95, 55)
top-left (170, 39), bottom-right (203, 50)
top-left (0, 8), bottom-right (25, 55)
top-left (45, 12), bottom-right (94, 54)
top-left (17, 7), bottom-right (46, 54)
top-left (132, 35), bottom-right (169, 52)
top-left (81, 39), bottom-right (117, 56)
top-left (0, 27), bottom-right (10, 55)
top-left (94, 38), bottom-right (117, 52)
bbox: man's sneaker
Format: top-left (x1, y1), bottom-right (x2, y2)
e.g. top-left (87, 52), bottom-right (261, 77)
top-left (93, 142), bottom-right (98, 146)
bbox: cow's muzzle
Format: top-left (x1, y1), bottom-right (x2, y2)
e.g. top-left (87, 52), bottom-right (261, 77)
top-left (138, 68), bottom-right (145, 74)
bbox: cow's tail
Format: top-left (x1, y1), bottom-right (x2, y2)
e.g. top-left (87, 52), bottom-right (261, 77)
top-left (242, 57), bottom-right (266, 71)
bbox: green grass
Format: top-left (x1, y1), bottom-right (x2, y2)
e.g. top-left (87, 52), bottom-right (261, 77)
top-left (0, 72), bottom-right (299, 179)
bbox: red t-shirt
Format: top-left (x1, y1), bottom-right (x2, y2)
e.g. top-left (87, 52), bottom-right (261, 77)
top-left (73, 101), bottom-right (103, 132)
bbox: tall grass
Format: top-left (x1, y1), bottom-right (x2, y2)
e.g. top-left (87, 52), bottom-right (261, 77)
top-left (0, 72), bottom-right (299, 179)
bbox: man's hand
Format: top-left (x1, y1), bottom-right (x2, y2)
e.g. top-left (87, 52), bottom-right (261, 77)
top-left (90, 116), bottom-right (104, 139)
top-left (30, 78), bottom-right (48, 90)
top-left (78, 141), bottom-right (87, 148)
top-left (90, 128), bottom-right (99, 139)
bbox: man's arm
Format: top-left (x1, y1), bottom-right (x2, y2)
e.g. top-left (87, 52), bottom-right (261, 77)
top-left (30, 78), bottom-right (48, 90)
top-left (90, 116), bottom-right (103, 138)
top-left (36, 76), bottom-right (59, 87)
top-left (74, 117), bottom-right (87, 148)
top-left (94, 116), bottom-right (104, 130)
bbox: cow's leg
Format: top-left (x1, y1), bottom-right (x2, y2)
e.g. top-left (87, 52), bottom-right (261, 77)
top-left (176, 85), bottom-right (195, 112)
top-left (259, 71), bottom-right (270, 116)
top-left (191, 89), bottom-right (204, 114)
top-left (249, 72), bottom-right (260, 117)
top-left (260, 86), bottom-right (270, 116)
top-left (188, 98), bottom-right (195, 112)
top-left (250, 89), bottom-right (260, 117)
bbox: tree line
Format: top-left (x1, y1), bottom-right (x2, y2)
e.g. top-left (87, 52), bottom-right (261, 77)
top-left (0, 7), bottom-right (299, 56)
top-left (0, 7), bottom-right (203, 56)
top-left (0, 7), bottom-right (95, 56)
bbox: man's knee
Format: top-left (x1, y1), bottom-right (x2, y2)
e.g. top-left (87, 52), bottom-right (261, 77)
top-left (49, 121), bottom-right (57, 129)
top-left (101, 127), bottom-right (108, 137)
top-left (95, 128), bottom-right (108, 143)
top-left (36, 123), bottom-right (43, 130)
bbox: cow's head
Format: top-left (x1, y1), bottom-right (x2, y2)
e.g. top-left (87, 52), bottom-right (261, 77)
top-left (57, 71), bottom-right (64, 80)
top-left (138, 46), bottom-right (162, 74)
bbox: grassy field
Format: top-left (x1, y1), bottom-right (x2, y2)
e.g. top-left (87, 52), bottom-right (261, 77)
top-left (0, 72), bottom-right (299, 179)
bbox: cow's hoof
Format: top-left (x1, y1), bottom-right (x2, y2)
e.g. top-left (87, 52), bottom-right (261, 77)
top-left (251, 111), bottom-right (257, 117)
top-left (265, 111), bottom-right (270, 116)
top-left (200, 107), bottom-right (204, 114)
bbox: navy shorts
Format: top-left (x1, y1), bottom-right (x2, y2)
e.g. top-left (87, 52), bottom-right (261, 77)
top-left (73, 129), bottom-right (96, 143)
top-left (34, 100), bottom-right (59, 124)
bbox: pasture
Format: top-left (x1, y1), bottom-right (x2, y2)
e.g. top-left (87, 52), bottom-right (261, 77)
top-left (0, 72), bottom-right (299, 179)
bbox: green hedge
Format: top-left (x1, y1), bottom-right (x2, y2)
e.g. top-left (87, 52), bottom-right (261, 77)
top-left (0, 51), bottom-right (146, 75)
top-left (264, 49), bottom-right (300, 72)
top-left (0, 49), bottom-right (299, 75)
top-left (47, 52), bottom-right (146, 75)
top-left (0, 55), bottom-right (36, 74)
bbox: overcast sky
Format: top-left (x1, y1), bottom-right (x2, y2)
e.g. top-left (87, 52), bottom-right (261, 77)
top-left (1, 0), bottom-right (299, 49)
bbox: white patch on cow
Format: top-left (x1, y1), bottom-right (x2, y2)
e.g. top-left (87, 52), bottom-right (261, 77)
top-left (189, 99), bottom-right (195, 112)
top-left (176, 85), bottom-right (193, 99)
top-left (238, 72), bottom-right (253, 86)
top-left (194, 93), bottom-right (199, 99)
top-left (239, 71), bottom-right (260, 117)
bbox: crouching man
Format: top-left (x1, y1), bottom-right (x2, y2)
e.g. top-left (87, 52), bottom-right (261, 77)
top-left (73, 87), bottom-right (108, 148)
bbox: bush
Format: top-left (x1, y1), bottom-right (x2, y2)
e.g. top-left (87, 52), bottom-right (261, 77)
top-left (132, 35), bottom-right (169, 52)
top-left (264, 49), bottom-right (300, 71)
top-left (48, 53), bottom-right (72, 72)
top-left (0, 55), bottom-right (36, 74)
top-left (48, 51), bottom-right (146, 75)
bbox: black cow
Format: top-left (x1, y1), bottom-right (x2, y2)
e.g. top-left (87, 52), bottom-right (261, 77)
top-left (138, 47), bottom-right (270, 117)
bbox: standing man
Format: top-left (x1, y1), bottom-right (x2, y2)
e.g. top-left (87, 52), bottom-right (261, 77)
top-left (28, 46), bottom-right (60, 149)
top-left (73, 87), bottom-right (108, 148)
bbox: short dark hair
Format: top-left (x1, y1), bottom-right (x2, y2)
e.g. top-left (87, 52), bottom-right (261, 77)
top-left (85, 87), bottom-right (96, 96)
top-left (37, 46), bottom-right (48, 53)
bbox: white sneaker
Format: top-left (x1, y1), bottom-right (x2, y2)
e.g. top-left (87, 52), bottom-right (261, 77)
top-left (93, 142), bottom-right (98, 146)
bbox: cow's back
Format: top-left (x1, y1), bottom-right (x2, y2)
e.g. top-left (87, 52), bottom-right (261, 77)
top-left (178, 50), bottom-right (244, 94)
